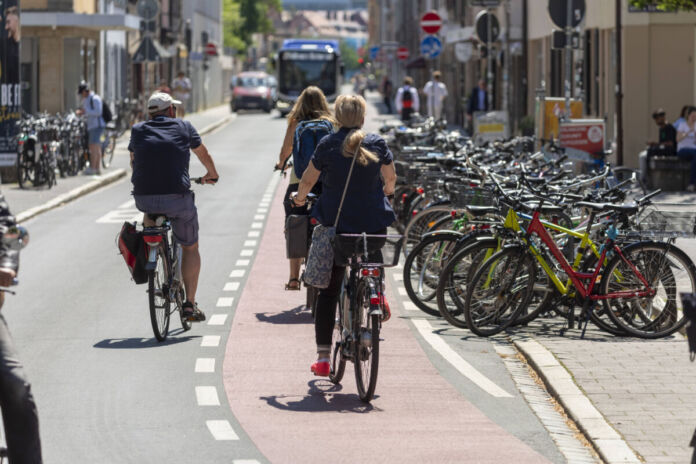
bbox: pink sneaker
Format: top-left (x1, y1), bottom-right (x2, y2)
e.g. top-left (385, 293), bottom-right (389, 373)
top-left (311, 360), bottom-right (330, 377)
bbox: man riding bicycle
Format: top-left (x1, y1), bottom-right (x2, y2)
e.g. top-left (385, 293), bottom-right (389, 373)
top-left (129, 92), bottom-right (220, 322)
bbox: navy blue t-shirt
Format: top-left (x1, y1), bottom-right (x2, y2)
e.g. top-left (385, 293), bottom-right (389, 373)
top-left (129, 116), bottom-right (202, 195)
top-left (311, 128), bottom-right (396, 233)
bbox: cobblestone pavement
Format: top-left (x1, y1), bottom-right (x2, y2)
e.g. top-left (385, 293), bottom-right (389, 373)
top-left (518, 320), bottom-right (695, 464)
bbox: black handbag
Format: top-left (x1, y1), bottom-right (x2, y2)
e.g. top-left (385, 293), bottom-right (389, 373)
top-left (285, 214), bottom-right (309, 259)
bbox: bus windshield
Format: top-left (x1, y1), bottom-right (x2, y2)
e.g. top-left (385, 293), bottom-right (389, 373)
top-left (279, 52), bottom-right (337, 96)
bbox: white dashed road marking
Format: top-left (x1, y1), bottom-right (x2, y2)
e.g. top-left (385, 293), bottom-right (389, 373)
top-left (195, 358), bottom-right (216, 373)
top-left (232, 460), bottom-right (261, 464)
top-left (412, 319), bottom-right (514, 398)
top-left (243, 240), bottom-right (257, 247)
top-left (216, 297), bottom-right (235, 307)
top-left (251, 222), bottom-right (263, 229)
top-left (201, 335), bottom-right (221, 347)
top-left (196, 386), bottom-right (220, 406)
top-left (224, 282), bottom-right (240, 292)
top-left (236, 259), bottom-right (250, 266)
top-left (397, 287), bottom-right (408, 296)
top-left (230, 270), bottom-right (245, 278)
top-left (206, 420), bottom-right (240, 441)
top-left (208, 314), bottom-right (228, 326)
top-left (402, 301), bottom-right (419, 311)
top-left (248, 231), bottom-right (260, 238)
top-left (240, 249), bottom-right (254, 257)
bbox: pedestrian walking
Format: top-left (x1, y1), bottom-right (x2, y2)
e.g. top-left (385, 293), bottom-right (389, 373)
top-left (76, 81), bottom-right (104, 176)
top-left (274, 86), bottom-right (335, 291)
top-left (289, 94), bottom-right (397, 377)
top-left (423, 71), bottom-right (448, 120)
top-left (171, 71), bottom-right (192, 117)
top-left (395, 77), bottom-right (419, 122)
top-left (676, 106), bottom-right (696, 191)
top-left (381, 75), bottom-right (394, 114)
top-left (466, 79), bottom-right (489, 133)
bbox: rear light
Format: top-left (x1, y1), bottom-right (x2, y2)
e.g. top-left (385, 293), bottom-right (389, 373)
top-left (361, 268), bottom-right (380, 277)
top-left (412, 210), bottom-right (419, 216)
top-left (310, 218), bottom-right (318, 225)
top-left (370, 296), bottom-right (381, 305)
top-left (17, 140), bottom-right (23, 145)
top-left (451, 210), bottom-right (457, 217)
top-left (416, 187), bottom-right (425, 195)
top-left (401, 193), bottom-right (408, 201)
top-left (143, 235), bottom-right (163, 244)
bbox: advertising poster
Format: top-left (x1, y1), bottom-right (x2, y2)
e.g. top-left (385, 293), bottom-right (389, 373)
top-left (0, 0), bottom-right (20, 167)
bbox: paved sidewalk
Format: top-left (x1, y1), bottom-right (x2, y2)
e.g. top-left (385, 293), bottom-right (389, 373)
top-left (3, 104), bottom-right (233, 218)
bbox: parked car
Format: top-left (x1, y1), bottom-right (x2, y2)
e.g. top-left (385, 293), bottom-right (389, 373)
top-left (230, 72), bottom-right (274, 113)
top-left (267, 75), bottom-right (278, 108)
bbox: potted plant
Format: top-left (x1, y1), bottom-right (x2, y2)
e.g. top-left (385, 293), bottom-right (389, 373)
top-left (519, 116), bottom-right (535, 136)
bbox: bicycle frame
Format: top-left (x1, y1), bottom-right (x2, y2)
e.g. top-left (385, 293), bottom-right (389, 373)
top-left (522, 209), bottom-right (655, 301)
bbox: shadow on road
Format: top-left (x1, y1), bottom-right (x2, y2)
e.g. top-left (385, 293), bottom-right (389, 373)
top-left (260, 379), bottom-right (380, 413)
top-left (93, 333), bottom-right (200, 349)
top-left (255, 305), bottom-right (313, 325)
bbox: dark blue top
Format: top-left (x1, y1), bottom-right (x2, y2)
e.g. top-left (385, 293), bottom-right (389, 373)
top-left (129, 116), bottom-right (202, 195)
top-left (311, 128), bottom-right (396, 233)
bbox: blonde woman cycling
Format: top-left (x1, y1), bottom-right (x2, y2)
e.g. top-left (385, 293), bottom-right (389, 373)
top-left (275, 86), bottom-right (335, 290)
top-left (291, 95), bottom-right (397, 376)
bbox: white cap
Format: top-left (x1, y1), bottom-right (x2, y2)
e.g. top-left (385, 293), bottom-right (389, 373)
top-left (147, 92), bottom-right (182, 113)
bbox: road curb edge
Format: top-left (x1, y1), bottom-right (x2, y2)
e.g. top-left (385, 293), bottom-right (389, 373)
top-left (514, 338), bottom-right (642, 464)
top-left (16, 169), bottom-right (127, 223)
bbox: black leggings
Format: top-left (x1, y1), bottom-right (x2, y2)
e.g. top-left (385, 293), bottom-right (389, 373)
top-left (314, 231), bottom-right (386, 353)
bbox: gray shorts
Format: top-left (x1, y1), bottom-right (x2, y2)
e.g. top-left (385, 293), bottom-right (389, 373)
top-left (134, 192), bottom-right (199, 246)
top-left (88, 127), bottom-right (104, 145)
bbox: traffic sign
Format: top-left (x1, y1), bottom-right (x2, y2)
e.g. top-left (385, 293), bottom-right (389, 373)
top-left (397, 47), bottom-right (410, 61)
top-left (420, 11), bottom-right (443, 35)
top-left (136, 0), bottom-right (159, 21)
top-left (548, 0), bottom-right (586, 29)
top-left (205, 42), bottom-right (218, 56)
top-left (420, 35), bottom-right (442, 59)
top-left (475, 10), bottom-right (500, 43)
top-left (368, 46), bottom-right (380, 60)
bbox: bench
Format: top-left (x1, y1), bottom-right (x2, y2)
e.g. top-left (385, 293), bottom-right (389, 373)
top-left (649, 155), bottom-right (691, 191)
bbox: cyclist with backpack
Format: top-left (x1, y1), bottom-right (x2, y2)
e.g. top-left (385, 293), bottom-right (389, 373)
top-left (275, 86), bottom-right (335, 291)
top-left (395, 76), bottom-right (419, 122)
top-left (76, 81), bottom-right (109, 176)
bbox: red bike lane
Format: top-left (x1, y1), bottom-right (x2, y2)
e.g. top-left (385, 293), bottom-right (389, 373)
top-left (222, 177), bottom-right (550, 463)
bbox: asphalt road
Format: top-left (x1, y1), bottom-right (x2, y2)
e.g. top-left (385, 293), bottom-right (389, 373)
top-left (5, 109), bottom-right (577, 463)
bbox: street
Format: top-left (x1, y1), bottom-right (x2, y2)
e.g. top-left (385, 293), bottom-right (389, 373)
top-left (1, 106), bottom-right (579, 463)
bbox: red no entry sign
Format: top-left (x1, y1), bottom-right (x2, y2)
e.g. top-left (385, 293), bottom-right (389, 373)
top-left (420, 11), bottom-right (443, 35)
top-left (397, 47), bottom-right (410, 60)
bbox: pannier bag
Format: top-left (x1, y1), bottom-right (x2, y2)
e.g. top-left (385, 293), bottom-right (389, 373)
top-left (285, 214), bottom-right (309, 259)
top-left (117, 221), bottom-right (148, 284)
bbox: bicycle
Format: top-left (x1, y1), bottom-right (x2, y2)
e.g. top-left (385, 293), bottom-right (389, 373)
top-left (101, 122), bottom-right (118, 169)
top-left (329, 233), bottom-right (402, 403)
top-left (141, 177), bottom-right (217, 341)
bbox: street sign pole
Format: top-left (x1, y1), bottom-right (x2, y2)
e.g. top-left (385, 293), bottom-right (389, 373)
top-left (487, 8), bottom-right (493, 111)
top-left (564, 0), bottom-right (572, 119)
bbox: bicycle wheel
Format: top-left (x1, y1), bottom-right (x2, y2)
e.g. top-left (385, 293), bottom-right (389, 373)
top-left (354, 279), bottom-right (379, 402)
top-left (102, 133), bottom-right (115, 168)
top-left (17, 150), bottom-right (36, 189)
top-left (464, 246), bottom-right (536, 337)
top-left (403, 232), bottom-right (464, 316)
top-left (148, 246), bottom-right (171, 341)
top-left (329, 275), bottom-right (348, 384)
top-left (403, 206), bottom-right (452, 257)
top-left (436, 237), bottom-right (499, 328)
top-left (601, 241), bottom-right (696, 338)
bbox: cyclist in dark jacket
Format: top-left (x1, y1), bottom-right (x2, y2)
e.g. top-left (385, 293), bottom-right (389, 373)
top-left (0, 194), bottom-right (43, 463)
top-left (291, 95), bottom-right (397, 377)
top-left (129, 92), bottom-right (220, 322)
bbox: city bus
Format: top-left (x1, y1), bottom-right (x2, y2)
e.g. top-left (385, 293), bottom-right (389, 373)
top-left (275, 39), bottom-right (343, 115)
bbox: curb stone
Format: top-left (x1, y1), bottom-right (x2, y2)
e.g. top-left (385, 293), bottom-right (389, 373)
top-left (16, 169), bottom-right (127, 223)
top-left (514, 339), bottom-right (642, 464)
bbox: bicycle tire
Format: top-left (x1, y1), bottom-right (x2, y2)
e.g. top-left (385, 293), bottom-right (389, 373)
top-left (102, 134), bottom-right (116, 169)
top-left (329, 275), bottom-right (348, 384)
top-left (403, 232), bottom-right (464, 316)
top-left (437, 237), bottom-right (499, 328)
top-left (149, 247), bottom-right (171, 341)
top-left (601, 241), bottom-right (696, 338)
top-left (354, 279), bottom-right (379, 402)
top-left (17, 150), bottom-right (36, 189)
top-left (403, 206), bottom-right (452, 257)
top-left (464, 246), bottom-right (536, 337)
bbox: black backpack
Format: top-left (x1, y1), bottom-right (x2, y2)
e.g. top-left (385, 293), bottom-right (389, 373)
top-left (402, 86), bottom-right (413, 108)
top-left (90, 95), bottom-right (113, 123)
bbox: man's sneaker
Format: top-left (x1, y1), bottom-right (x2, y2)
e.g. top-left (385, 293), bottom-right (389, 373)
top-left (182, 302), bottom-right (206, 322)
top-left (311, 359), bottom-right (330, 377)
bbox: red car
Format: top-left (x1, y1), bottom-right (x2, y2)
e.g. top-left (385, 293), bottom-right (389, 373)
top-left (230, 72), bottom-right (274, 113)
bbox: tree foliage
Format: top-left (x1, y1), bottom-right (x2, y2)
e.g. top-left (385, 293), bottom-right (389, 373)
top-left (629, 0), bottom-right (696, 10)
top-left (223, 0), bottom-right (281, 52)
top-left (340, 40), bottom-right (360, 71)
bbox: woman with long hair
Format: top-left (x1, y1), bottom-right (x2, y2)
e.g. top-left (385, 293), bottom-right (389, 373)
top-left (275, 86), bottom-right (335, 290)
top-left (290, 95), bottom-right (397, 376)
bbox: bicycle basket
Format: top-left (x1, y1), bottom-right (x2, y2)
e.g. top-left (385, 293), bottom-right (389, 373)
top-left (450, 185), bottom-right (497, 208)
top-left (634, 209), bottom-right (696, 238)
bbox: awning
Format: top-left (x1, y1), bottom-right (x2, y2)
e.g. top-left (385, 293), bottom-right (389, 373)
top-left (132, 36), bottom-right (172, 63)
top-left (21, 12), bottom-right (140, 31)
